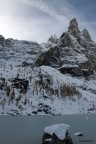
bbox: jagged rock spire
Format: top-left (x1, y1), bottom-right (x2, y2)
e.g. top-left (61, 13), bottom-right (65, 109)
top-left (68, 18), bottom-right (80, 37)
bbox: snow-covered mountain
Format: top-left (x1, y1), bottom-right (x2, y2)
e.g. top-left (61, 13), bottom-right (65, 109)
top-left (0, 18), bottom-right (96, 115)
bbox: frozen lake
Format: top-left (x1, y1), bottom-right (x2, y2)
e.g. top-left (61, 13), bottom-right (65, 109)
top-left (0, 114), bottom-right (96, 144)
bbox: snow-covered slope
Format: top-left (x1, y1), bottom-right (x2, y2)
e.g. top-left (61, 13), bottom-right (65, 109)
top-left (0, 65), bottom-right (96, 115)
top-left (0, 18), bottom-right (96, 115)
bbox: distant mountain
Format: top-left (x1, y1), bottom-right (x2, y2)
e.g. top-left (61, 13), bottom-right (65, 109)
top-left (0, 19), bottom-right (96, 115)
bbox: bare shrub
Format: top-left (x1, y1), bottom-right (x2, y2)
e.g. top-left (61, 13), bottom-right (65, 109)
top-left (60, 84), bottom-right (80, 97)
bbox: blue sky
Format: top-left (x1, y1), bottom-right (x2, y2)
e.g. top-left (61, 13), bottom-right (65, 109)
top-left (68, 0), bottom-right (96, 20)
top-left (0, 0), bottom-right (96, 43)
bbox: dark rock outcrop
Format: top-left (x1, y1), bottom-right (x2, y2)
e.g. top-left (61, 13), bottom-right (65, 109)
top-left (35, 46), bottom-right (60, 67)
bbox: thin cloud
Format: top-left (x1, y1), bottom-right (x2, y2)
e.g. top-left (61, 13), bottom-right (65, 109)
top-left (0, 15), bottom-right (64, 43)
top-left (0, 0), bottom-right (96, 42)
top-left (17, 0), bottom-right (96, 42)
top-left (17, 0), bottom-right (82, 24)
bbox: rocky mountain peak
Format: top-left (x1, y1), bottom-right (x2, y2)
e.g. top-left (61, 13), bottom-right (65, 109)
top-left (59, 18), bottom-right (81, 48)
top-left (68, 18), bottom-right (80, 37)
top-left (69, 18), bottom-right (78, 27)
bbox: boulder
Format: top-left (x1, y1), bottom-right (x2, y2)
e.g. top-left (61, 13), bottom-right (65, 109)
top-left (42, 124), bottom-right (73, 144)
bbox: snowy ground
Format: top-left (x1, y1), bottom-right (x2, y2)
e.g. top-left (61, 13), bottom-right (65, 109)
top-left (0, 63), bottom-right (96, 115)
